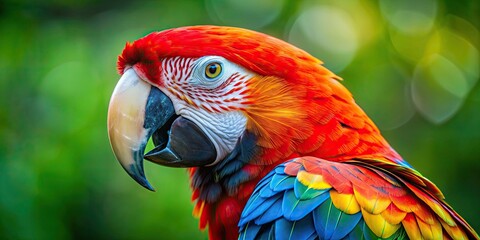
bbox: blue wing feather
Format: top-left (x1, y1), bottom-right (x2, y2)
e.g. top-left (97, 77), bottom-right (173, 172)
top-left (240, 170), bottom-right (281, 227)
top-left (259, 183), bottom-right (279, 198)
top-left (288, 214), bottom-right (316, 240)
top-left (274, 218), bottom-right (293, 240)
top-left (270, 173), bottom-right (295, 191)
top-left (254, 170), bottom-right (275, 192)
top-left (239, 222), bottom-right (261, 240)
top-left (282, 189), bottom-right (330, 221)
top-left (313, 198), bottom-right (362, 239)
top-left (275, 164), bottom-right (286, 174)
top-left (239, 192), bottom-right (282, 226)
top-left (255, 197), bottom-right (283, 225)
top-left (257, 224), bottom-right (275, 240)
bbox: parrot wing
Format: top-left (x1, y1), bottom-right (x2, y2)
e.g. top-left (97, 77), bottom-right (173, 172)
top-left (238, 156), bottom-right (475, 240)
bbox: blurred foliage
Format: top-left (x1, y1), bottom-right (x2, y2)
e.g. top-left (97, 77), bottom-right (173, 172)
top-left (0, 0), bottom-right (479, 239)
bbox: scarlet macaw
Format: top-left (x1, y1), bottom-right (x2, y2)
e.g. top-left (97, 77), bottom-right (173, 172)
top-left (107, 26), bottom-right (478, 240)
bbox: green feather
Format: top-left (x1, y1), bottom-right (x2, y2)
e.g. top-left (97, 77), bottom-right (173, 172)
top-left (294, 178), bottom-right (329, 200)
top-left (345, 218), bottom-right (408, 240)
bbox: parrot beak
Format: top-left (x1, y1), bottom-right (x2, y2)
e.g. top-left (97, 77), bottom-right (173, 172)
top-left (107, 68), bottom-right (216, 191)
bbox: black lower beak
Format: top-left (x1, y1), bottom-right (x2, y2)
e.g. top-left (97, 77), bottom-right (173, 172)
top-left (145, 117), bottom-right (217, 167)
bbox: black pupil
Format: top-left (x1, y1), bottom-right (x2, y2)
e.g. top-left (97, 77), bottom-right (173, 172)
top-left (208, 64), bottom-right (217, 75)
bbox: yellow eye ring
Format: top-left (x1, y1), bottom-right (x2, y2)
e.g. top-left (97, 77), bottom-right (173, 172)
top-left (205, 62), bottom-right (222, 79)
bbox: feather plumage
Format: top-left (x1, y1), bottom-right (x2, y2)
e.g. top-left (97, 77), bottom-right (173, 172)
top-left (239, 157), bottom-right (478, 239)
top-left (116, 26), bottom-right (478, 240)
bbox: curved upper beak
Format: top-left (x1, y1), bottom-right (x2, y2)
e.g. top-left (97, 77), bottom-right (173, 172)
top-left (107, 68), bottom-right (216, 191)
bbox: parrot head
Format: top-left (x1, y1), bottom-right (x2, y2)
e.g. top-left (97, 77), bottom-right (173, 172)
top-left (107, 25), bottom-right (372, 191)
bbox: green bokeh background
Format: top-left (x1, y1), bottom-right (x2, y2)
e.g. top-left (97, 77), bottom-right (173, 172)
top-left (0, 0), bottom-right (478, 239)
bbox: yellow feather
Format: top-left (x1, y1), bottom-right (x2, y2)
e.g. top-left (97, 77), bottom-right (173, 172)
top-left (409, 185), bottom-right (455, 226)
top-left (381, 204), bottom-right (407, 225)
top-left (330, 190), bottom-right (361, 214)
top-left (361, 208), bottom-right (401, 238)
top-left (353, 187), bottom-right (391, 214)
top-left (402, 213), bottom-right (423, 240)
top-left (297, 171), bottom-right (332, 190)
top-left (417, 217), bottom-right (443, 239)
top-left (440, 220), bottom-right (468, 240)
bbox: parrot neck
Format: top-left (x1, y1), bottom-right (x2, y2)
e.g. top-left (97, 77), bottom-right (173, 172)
top-left (190, 131), bottom-right (260, 204)
top-left (189, 130), bottom-right (280, 239)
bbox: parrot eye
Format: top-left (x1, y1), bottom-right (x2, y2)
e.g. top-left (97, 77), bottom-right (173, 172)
top-left (191, 56), bottom-right (243, 88)
top-left (205, 62), bottom-right (222, 79)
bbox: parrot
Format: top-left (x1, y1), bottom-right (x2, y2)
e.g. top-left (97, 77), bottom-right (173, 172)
top-left (107, 25), bottom-right (479, 240)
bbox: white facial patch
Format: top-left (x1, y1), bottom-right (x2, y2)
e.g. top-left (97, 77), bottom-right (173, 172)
top-left (157, 55), bottom-right (254, 165)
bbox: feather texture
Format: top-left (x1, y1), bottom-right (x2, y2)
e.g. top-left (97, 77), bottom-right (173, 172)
top-left (239, 157), bottom-right (478, 239)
